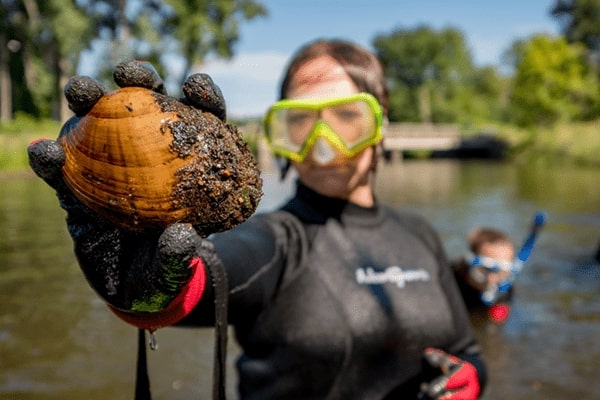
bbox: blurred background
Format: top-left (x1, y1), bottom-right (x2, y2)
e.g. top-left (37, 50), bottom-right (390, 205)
top-left (1, 1), bottom-right (599, 399)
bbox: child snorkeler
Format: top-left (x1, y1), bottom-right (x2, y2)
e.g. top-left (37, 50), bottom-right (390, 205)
top-left (451, 212), bottom-right (546, 324)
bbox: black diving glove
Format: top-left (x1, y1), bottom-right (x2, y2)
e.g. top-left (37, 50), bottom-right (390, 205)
top-left (27, 61), bottom-right (231, 331)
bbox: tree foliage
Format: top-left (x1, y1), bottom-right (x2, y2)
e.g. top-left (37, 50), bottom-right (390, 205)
top-left (3, 1), bottom-right (600, 130)
top-left (0, 0), bottom-right (266, 121)
top-left (509, 34), bottom-right (599, 127)
top-left (551, 0), bottom-right (600, 52)
top-left (73, 0), bottom-right (267, 95)
top-left (163, 0), bottom-right (267, 87)
top-left (372, 26), bottom-right (503, 125)
top-left (1, 0), bottom-right (96, 120)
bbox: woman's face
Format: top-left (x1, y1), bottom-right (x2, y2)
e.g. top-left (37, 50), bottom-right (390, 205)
top-left (285, 55), bottom-right (376, 206)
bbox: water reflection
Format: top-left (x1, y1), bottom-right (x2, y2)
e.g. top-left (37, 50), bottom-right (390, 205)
top-left (1, 160), bottom-right (599, 399)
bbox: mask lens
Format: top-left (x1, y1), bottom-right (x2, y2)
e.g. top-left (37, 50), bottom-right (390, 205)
top-left (264, 93), bottom-right (382, 161)
top-left (482, 256), bottom-right (514, 272)
top-left (322, 99), bottom-right (377, 146)
top-left (266, 107), bottom-right (318, 153)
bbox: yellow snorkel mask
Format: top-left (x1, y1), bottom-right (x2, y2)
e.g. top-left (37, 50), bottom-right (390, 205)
top-left (263, 93), bottom-right (383, 163)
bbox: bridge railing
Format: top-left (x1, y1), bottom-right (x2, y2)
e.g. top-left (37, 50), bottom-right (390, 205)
top-left (384, 123), bottom-right (461, 151)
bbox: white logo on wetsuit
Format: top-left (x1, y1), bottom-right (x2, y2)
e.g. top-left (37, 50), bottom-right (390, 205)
top-left (355, 266), bottom-right (431, 288)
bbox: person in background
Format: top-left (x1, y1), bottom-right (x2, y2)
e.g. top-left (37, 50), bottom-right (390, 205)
top-left (28, 39), bottom-right (486, 399)
top-left (451, 227), bottom-right (516, 324)
top-left (452, 212), bottom-right (545, 326)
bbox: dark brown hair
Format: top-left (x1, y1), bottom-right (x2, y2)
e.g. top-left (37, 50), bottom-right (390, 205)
top-left (468, 228), bottom-right (514, 254)
top-left (279, 39), bottom-right (389, 116)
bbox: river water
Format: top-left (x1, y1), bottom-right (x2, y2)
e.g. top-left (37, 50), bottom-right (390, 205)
top-left (1, 159), bottom-right (599, 400)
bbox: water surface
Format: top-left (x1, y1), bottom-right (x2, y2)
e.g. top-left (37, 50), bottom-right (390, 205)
top-left (1, 160), bottom-right (599, 399)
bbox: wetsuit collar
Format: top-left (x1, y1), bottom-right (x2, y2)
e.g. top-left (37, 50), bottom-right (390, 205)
top-left (281, 180), bottom-right (381, 225)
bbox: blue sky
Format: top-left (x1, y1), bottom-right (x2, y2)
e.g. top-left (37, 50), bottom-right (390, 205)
top-left (90, 0), bottom-right (551, 120)
top-left (198, 0), bottom-right (559, 119)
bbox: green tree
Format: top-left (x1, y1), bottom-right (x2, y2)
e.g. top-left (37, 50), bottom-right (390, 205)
top-left (551, 0), bottom-right (600, 52)
top-left (1, 1), bottom-right (20, 120)
top-left (77, 0), bottom-right (169, 84)
top-left (1, 0), bottom-right (94, 120)
top-left (1, 0), bottom-right (267, 122)
top-left (509, 34), bottom-right (599, 126)
top-left (1, 0), bottom-right (44, 119)
top-left (80, 0), bottom-right (267, 94)
top-left (162, 0), bottom-right (267, 89)
top-left (42, 0), bottom-right (93, 121)
top-left (372, 25), bottom-right (503, 125)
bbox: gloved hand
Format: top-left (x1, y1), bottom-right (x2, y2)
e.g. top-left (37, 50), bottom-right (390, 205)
top-left (418, 348), bottom-right (480, 400)
top-left (27, 61), bottom-right (227, 331)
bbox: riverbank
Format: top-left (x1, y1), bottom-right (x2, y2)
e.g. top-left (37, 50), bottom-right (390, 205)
top-left (494, 120), bottom-right (600, 167)
top-left (1, 116), bottom-right (599, 172)
top-left (0, 116), bottom-right (61, 170)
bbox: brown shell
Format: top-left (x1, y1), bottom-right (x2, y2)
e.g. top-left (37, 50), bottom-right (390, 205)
top-left (58, 87), bottom-right (262, 235)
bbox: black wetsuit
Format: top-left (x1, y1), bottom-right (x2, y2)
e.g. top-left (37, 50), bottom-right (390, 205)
top-left (451, 259), bottom-right (514, 312)
top-left (180, 182), bottom-right (486, 399)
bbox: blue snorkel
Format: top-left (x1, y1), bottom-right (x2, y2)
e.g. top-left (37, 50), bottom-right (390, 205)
top-left (471, 211), bottom-right (547, 306)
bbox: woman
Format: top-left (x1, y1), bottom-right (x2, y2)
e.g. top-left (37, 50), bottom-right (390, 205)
top-left (28, 39), bottom-right (485, 399)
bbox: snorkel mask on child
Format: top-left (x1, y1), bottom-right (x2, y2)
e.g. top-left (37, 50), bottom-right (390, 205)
top-left (464, 252), bottom-right (522, 306)
top-left (466, 211), bottom-right (546, 307)
top-left (264, 93), bottom-right (383, 164)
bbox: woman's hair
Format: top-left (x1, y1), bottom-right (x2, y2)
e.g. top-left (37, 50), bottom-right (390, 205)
top-left (278, 39), bottom-right (389, 116)
top-left (468, 228), bottom-right (514, 254)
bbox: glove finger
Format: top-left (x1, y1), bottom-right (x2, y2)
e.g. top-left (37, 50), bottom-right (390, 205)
top-left (27, 138), bottom-right (66, 189)
top-left (64, 75), bottom-right (106, 116)
top-left (182, 73), bottom-right (227, 121)
top-left (424, 348), bottom-right (461, 371)
top-left (27, 135), bottom-right (98, 218)
top-left (420, 375), bottom-right (450, 399)
top-left (157, 223), bottom-right (203, 292)
top-left (113, 60), bottom-right (167, 95)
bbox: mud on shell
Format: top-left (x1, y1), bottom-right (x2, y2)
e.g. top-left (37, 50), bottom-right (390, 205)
top-left (58, 86), bottom-right (263, 236)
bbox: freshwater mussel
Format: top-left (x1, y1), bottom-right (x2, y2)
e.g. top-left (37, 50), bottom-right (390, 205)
top-left (58, 60), bottom-right (262, 236)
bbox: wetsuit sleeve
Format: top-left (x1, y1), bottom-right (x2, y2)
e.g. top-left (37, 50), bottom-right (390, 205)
top-left (177, 212), bottom-right (305, 327)
top-left (433, 231), bottom-right (488, 392)
top-left (402, 212), bottom-right (487, 392)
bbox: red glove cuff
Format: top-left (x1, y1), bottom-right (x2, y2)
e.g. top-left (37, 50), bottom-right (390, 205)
top-left (108, 257), bottom-right (206, 331)
top-left (443, 358), bottom-right (480, 400)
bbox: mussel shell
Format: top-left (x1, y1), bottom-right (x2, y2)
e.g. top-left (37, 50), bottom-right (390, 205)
top-left (59, 87), bottom-right (262, 235)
